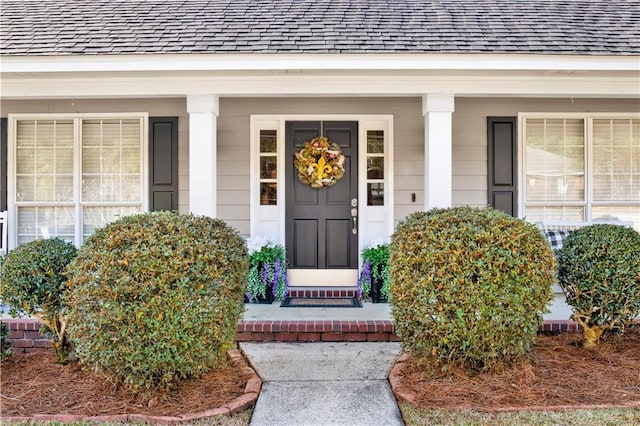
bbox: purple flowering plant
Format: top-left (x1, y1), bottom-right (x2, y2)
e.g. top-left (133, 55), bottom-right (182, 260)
top-left (358, 238), bottom-right (391, 300)
top-left (246, 237), bottom-right (288, 302)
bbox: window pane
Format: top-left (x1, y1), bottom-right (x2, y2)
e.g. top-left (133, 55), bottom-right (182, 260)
top-left (56, 147), bottom-right (74, 174)
top-left (36, 121), bottom-right (55, 146)
top-left (17, 206), bottom-right (75, 244)
top-left (122, 147), bottom-right (140, 173)
top-left (260, 156), bottom-right (277, 179)
top-left (82, 147), bottom-right (101, 173)
top-left (260, 183), bottom-right (277, 205)
top-left (101, 120), bottom-right (122, 146)
top-left (367, 183), bottom-right (384, 206)
top-left (101, 147), bottom-right (121, 173)
top-left (260, 130), bottom-right (277, 153)
top-left (16, 120), bottom-right (36, 147)
top-left (16, 119), bottom-right (75, 203)
top-left (56, 121), bottom-right (74, 146)
top-left (367, 131), bottom-right (384, 153)
top-left (121, 120), bottom-right (141, 147)
top-left (81, 119), bottom-right (142, 203)
top-left (55, 176), bottom-right (74, 202)
top-left (82, 120), bottom-right (101, 146)
top-left (16, 176), bottom-right (35, 201)
top-left (593, 119), bottom-right (639, 202)
top-left (525, 119), bottom-right (545, 147)
top-left (524, 206), bottom-right (584, 223)
top-left (367, 157), bottom-right (384, 179)
top-left (35, 176), bottom-right (54, 201)
top-left (16, 148), bottom-right (35, 174)
top-left (121, 176), bottom-right (141, 202)
top-left (82, 177), bottom-right (100, 202)
top-left (592, 205), bottom-right (640, 231)
top-left (83, 206), bottom-right (141, 239)
top-left (36, 148), bottom-right (54, 173)
top-left (525, 118), bottom-right (585, 202)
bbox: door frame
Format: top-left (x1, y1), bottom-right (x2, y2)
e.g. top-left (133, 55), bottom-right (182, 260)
top-left (250, 114), bottom-right (394, 272)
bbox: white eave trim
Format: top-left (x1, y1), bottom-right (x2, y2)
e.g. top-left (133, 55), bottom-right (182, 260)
top-left (2, 53), bottom-right (639, 73)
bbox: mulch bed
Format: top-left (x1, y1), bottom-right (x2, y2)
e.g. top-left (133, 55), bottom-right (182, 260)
top-left (391, 327), bottom-right (640, 412)
top-left (3, 329), bottom-right (640, 417)
top-left (1, 350), bottom-right (247, 417)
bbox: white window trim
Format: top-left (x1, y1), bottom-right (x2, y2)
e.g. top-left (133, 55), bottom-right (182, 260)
top-left (518, 112), bottom-right (640, 225)
top-left (7, 113), bottom-right (149, 248)
top-left (249, 114), bottom-right (394, 265)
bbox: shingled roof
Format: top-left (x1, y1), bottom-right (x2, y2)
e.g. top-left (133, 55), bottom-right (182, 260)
top-left (2, 0), bottom-right (639, 56)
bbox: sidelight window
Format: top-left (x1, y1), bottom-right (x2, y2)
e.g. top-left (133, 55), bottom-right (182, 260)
top-left (366, 130), bottom-right (385, 206)
top-left (259, 129), bottom-right (278, 205)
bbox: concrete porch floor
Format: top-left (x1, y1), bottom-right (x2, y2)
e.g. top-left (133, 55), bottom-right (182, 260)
top-left (242, 294), bottom-right (573, 322)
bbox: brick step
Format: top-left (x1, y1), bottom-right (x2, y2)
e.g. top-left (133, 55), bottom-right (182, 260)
top-left (286, 286), bottom-right (360, 299)
top-left (236, 319), bottom-right (398, 342)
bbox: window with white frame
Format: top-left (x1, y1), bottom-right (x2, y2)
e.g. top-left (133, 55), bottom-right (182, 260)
top-left (366, 130), bottom-right (385, 206)
top-left (12, 115), bottom-right (146, 246)
top-left (521, 114), bottom-right (640, 229)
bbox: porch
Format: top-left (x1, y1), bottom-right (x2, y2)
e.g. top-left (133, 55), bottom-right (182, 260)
top-left (4, 296), bottom-right (577, 349)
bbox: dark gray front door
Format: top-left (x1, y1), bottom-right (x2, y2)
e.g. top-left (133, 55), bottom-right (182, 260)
top-left (285, 121), bottom-right (358, 270)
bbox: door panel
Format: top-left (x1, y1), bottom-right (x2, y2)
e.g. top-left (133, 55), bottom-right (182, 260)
top-left (286, 121), bottom-right (358, 271)
top-left (326, 219), bottom-right (351, 268)
top-left (293, 219), bottom-right (318, 268)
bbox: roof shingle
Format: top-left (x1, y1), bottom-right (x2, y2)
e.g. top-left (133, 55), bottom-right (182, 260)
top-left (1, 0), bottom-right (639, 56)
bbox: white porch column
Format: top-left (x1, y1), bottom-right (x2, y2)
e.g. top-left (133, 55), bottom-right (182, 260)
top-left (187, 94), bottom-right (219, 217)
top-left (422, 94), bottom-right (455, 209)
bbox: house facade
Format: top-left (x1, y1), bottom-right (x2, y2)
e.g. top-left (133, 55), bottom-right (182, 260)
top-left (1, 1), bottom-right (639, 289)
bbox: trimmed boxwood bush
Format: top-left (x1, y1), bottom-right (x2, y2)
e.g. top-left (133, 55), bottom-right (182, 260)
top-left (557, 224), bottom-right (640, 347)
top-left (390, 207), bottom-right (555, 371)
top-left (65, 212), bottom-right (248, 391)
top-left (1, 322), bottom-right (12, 360)
top-left (0, 238), bottom-right (77, 362)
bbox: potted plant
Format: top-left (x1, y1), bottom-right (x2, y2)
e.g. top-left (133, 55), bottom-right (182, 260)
top-left (246, 236), bottom-right (288, 303)
top-left (358, 238), bottom-right (391, 303)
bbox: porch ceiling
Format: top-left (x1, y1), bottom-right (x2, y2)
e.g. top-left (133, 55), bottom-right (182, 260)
top-left (1, 53), bottom-right (639, 99)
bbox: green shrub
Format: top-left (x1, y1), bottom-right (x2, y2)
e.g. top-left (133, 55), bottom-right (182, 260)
top-left (1, 322), bottom-right (12, 360)
top-left (0, 238), bottom-right (77, 362)
top-left (557, 224), bottom-right (640, 347)
top-left (65, 212), bottom-right (249, 391)
top-left (390, 207), bottom-right (555, 371)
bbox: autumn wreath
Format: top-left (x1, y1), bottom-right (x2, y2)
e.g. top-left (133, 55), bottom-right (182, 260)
top-left (294, 136), bottom-right (345, 188)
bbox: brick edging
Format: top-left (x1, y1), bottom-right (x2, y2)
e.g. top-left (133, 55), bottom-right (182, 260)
top-left (2, 318), bottom-right (589, 348)
top-left (1, 348), bottom-right (261, 424)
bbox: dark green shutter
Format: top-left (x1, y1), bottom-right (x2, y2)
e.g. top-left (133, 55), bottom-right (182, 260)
top-left (487, 117), bottom-right (517, 217)
top-left (1, 117), bottom-right (7, 212)
top-left (149, 117), bottom-right (179, 211)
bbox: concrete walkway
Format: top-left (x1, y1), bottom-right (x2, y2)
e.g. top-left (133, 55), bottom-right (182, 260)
top-left (240, 341), bottom-right (404, 426)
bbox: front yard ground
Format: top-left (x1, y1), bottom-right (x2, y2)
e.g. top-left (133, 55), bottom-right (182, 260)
top-left (1, 328), bottom-right (639, 425)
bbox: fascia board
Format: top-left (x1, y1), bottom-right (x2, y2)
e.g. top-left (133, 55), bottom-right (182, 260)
top-left (1, 53), bottom-right (639, 73)
top-left (2, 74), bottom-right (639, 98)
